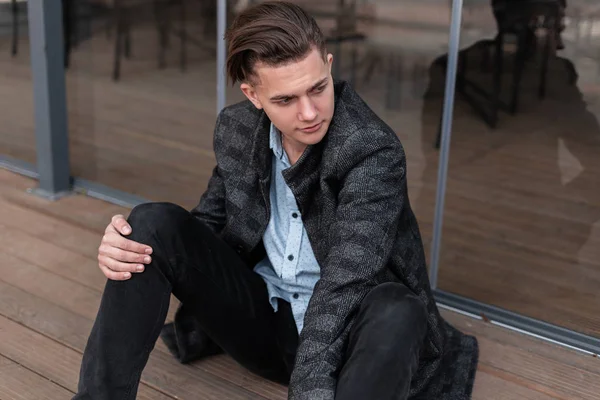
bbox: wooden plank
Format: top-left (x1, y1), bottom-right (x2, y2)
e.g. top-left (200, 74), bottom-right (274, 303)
top-left (0, 246), bottom-right (285, 399)
top-left (0, 315), bottom-right (173, 400)
top-left (0, 279), bottom-right (287, 400)
top-left (0, 198), bottom-right (105, 259)
top-left (0, 169), bottom-right (130, 233)
top-left (0, 224), bottom-right (106, 291)
top-left (443, 311), bottom-right (600, 399)
top-left (474, 344), bottom-right (600, 400)
top-left (0, 187), bottom-right (287, 398)
top-left (0, 269), bottom-right (273, 400)
top-left (443, 311), bottom-right (600, 374)
top-left (0, 354), bottom-right (75, 400)
top-left (472, 369), bottom-right (558, 400)
top-left (0, 183), bottom-right (182, 329)
top-left (0, 216), bottom-right (181, 325)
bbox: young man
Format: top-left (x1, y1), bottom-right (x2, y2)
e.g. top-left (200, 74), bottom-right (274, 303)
top-left (75, 2), bottom-right (478, 399)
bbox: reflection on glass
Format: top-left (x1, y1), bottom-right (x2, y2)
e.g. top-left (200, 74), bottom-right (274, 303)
top-left (0, 0), bottom-right (35, 163)
top-left (66, 0), bottom-right (222, 209)
top-left (436, 0), bottom-right (600, 337)
top-left (227, 0), bottom-right (452, 262)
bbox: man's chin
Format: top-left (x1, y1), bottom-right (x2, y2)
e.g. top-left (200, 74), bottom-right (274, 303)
top-left (303, 131), bottom-right (327, 145)
top-left (307, 124), bottom-right (330, 143)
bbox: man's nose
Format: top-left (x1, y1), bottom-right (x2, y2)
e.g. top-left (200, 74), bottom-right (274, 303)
top-left (298, 97), bottom-right (317, 122)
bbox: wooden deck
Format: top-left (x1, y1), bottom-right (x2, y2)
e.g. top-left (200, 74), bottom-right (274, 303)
top-left (1, 169), bottom-right (600, 399)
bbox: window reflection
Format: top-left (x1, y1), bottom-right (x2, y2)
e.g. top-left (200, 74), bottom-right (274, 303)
top-left (435, 0), bottom-right (600, 337)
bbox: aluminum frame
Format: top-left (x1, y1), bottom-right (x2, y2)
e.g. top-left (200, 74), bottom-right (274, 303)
top-left (217, 0), bottom-right (227, 113)
top-left (428, 0), bottom-right (464, 290)
top-left (26, 0), bottom-right (71, 199)
top-left (435, 290), bottom-right (600, 355)
top-left (0, 155), bottom-right (148, 208)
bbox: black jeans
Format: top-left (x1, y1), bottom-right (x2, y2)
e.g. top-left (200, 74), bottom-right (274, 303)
top-left (74, 202), bottom-right (428, 400)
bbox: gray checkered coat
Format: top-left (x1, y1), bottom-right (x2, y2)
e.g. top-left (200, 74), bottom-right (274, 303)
top-left (190, 81), bottom-right (478, 399)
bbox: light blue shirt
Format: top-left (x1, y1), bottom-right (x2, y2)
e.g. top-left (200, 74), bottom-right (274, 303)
top-left (253, 123), bottom-right (321, 333)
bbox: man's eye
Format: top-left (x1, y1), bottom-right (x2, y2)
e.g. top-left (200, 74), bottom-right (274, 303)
top-left (315, 85), bottom-right (326, 93)
top-left (279, 98), bottom-right (292, 105)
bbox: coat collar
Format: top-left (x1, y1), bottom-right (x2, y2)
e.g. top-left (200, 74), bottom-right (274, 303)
top-left (249, 111), bottom-right (272, 181)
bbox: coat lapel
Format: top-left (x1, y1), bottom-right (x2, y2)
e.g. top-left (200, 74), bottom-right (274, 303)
top-left (219, 109), bottom-right (271, 256)
top-left (281, 142), bottom-right (322, 214)
top-left (250, 110), bottom-right (272, 209)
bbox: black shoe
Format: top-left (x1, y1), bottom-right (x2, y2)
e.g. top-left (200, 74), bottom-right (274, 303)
top-left (160, 322), bottom-right (222, 364)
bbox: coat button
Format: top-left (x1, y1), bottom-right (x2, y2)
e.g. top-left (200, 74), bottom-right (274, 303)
top-left (292, 212), bottom-right (298, 218)
top-left (293, 293), bottom-right (299, 299)
top-left (288, 255), bottom-right (294, 261)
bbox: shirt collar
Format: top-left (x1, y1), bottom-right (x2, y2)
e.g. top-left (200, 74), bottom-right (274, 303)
top-left (269, 122), bottom-right (286, 161)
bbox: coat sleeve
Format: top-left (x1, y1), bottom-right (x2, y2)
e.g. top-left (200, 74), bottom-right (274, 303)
top-left (190, 112), bottom-right (227, 234)
top-left (288, 129), bottom-right (408, 400)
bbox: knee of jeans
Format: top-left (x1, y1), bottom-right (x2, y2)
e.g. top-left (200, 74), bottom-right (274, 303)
top-left (362, 283), bottom-right (428, 336)
top-left (127, 202), bottom-right (188, 242)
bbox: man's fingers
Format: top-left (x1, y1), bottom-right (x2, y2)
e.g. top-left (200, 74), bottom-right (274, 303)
top-left (111, 214), bottom-right (132, 235)
top-left (98, 243), bottom-right (151, 264)
top-left (99, 214), bottom-right (152, 281)
top-left (103, 232), bottom-right (152, 255)
top-left (99, 264), bottom-right (132, 281)
top-left (98, 255), bottom-right (145, 273)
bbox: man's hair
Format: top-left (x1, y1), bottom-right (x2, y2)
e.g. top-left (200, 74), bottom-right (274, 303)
top-left (225, 1), bottom-right (326, 85)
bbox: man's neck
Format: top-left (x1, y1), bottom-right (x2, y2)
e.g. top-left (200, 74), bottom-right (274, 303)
top-left (282, 136), bottom-right (306, 165)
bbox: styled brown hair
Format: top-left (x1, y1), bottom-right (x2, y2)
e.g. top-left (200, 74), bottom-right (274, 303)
top-left (225, 1), bottom-right (326, 85)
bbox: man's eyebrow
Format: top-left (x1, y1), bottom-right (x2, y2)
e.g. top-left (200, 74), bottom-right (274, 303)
top-left (270, 93), bottom-right (295, 102)
top-left (309, 78), bottom-right (328, 91)
top-left (269, 78), bottom-right (329, 102)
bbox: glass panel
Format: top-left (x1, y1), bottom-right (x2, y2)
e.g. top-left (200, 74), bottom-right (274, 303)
top-left (439, 0), bottom-right (600, 337)
top-left (226, 0), bottom-right (452, 264)
top-left (0, 0), bottom-right (36, 163)
top-left (67, 0), bottom-right (217, 210)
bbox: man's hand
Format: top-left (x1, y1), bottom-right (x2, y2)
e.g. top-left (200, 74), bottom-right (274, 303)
top-left (97, 214), bottom-right (153, 281)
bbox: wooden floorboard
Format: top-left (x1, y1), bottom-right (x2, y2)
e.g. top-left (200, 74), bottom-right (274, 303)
top-left (1, 170), bottom-right (599, 399)
top-left (0, 315), bottom-right (173, 400)
top-left (0, 227), bottom-right (284, 397)
top-left (470, 370), bottom-right (557, 400)
top-left (0, 255), bottom-right (284, 400)
top-left (0, 354), bottom-right (74, 400)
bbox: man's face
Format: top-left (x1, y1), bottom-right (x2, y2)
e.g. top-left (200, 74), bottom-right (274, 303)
top-left (240, 48), bottom-right (335, 150)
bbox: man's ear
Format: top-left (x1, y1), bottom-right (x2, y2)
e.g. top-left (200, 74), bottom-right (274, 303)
top-left (240, 83), bottom-right (263, 110)
top-left (327, 53), bottom-right (333, 74)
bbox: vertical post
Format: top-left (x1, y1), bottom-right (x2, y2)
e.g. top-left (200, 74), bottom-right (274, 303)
top-left (429, 0), bottom-right (463, 289)
top-left (11, 0), bottom-right (18, 56)
top-left (217, 0), bottom-right (227, 114)
top-left (27, 0), bottom-right (71, 199)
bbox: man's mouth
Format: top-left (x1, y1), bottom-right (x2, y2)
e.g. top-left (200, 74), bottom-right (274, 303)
top-left (301, 122), bottom-right (322, 133)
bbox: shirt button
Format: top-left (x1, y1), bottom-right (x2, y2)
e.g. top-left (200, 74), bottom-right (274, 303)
top-left (293, 293), bottom-right (299, 299)
top-left (288, 255), bottom-right (294, 261)
top-left (292, 212), bottom-right (298, 218)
